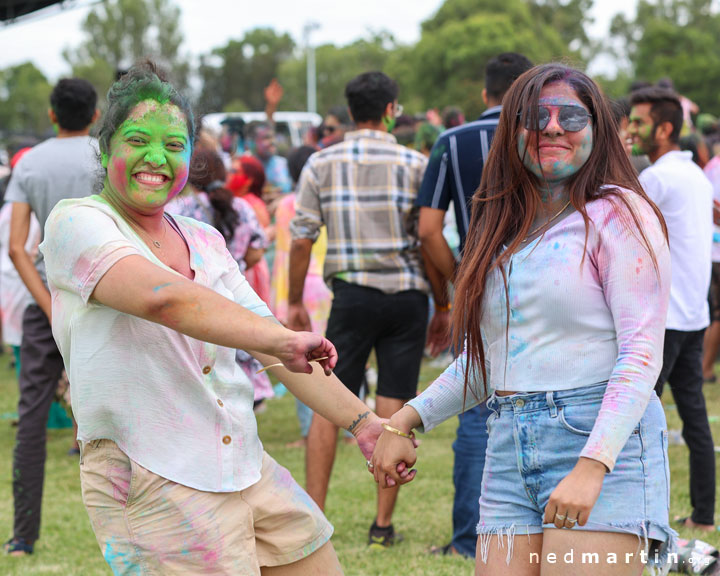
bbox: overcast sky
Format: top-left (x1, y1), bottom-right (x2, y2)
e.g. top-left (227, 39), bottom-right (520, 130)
top-left (0, 0), bottom-right (637, 81)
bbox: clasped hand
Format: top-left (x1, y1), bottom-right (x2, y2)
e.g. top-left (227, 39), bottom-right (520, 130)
top-left (368, 427), bottom-right (418, 489)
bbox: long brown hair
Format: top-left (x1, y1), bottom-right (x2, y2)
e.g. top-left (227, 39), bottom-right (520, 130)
top-left (452, 63), bottom-right (667, 400)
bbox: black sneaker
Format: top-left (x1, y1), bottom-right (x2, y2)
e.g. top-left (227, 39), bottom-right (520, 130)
top-left (4, 537), bottom-right (33, 555)
top-left (368, 521), bottom-right (403, 549)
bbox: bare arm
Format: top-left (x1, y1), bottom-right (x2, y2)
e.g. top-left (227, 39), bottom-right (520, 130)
top-left (243, 246), bottom-right (264, 270)
top-left (421, 245), bottom-right (449, 309)
top-left (264, 79), bottom-right (283, 126)
top-left (253, 350), bottom-right (387, 462)
top-left (9, 202), bottom-right (51, 318)
top-left (254, 351), bottom-right (377, 432)
top-left (418, 207), bottom-right (457, 281)
top-left (420, 245), bottom-right (451, 357)
top-left (92, 254), bottom-right (336, 374)
top-left (287, 237), bottom-right (313, 331)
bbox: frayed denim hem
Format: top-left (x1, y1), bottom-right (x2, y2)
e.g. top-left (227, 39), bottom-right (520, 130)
top-left (476, 524), bottom-right (543, 565)
top-left (475, 520), bottom-right (678, 574)
top-left (597, 520), bottom-right (678, 576)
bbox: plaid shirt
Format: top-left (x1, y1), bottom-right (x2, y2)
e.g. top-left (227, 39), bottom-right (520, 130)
top-left (291, 130), bottom-right (429, 294)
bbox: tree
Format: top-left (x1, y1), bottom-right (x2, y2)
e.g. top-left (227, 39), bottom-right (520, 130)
top-left (528, 0), bottom-right (594, 53)
top-left (404, 0), bottom-right (577, 119)
top-left (196, 28), bottom-right (295, 115)
top-left (420, 0), bottom-right (592, 49)
top-left (609, 0), bottom-right (720, 112)
top-left (276, 32), bottom-right (396, 115)
top-left (0, 62), bottom-right (53, 137)
top-left (64, 0), bottom-right (189, 101)
top-left (194, 0), bottom-right (595, 118)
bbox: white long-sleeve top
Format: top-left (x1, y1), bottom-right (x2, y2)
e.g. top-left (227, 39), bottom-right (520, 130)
top-left (408, 189), bottom-right (670, 471)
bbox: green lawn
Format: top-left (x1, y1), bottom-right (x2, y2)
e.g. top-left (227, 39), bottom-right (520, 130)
top-left (0, 355), bottom-right (718, 575)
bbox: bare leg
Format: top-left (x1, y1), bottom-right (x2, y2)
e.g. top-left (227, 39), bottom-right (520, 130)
top-left (476, 533), bottom-right (543, 576)
top-left (261, 541), bottom-right (343, 576)
top-left (305, 413), bottom-right (338, 511)
top-left (702, 321), bottom-right (720, 380)
top-left (540, 529), bottom-right (644, 575)
top-left (374, 395), bottom-right (406, 527)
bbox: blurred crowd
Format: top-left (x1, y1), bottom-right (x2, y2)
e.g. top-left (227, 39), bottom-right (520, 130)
top-left (2, 57), bottom-right (720, 571)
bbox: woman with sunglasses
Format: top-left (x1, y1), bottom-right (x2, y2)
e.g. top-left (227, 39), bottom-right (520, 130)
top-left (371, 63), bottom-right (676, 575)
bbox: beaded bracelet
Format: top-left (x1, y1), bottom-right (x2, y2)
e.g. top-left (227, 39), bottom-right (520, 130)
top-left (382, 423), bottom-right (416, 440)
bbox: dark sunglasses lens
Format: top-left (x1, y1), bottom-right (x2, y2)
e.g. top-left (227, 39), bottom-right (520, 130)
top-left (558, 107), bottom-right (589, 132)
top-left (524, 107), bottom-right (550, 131)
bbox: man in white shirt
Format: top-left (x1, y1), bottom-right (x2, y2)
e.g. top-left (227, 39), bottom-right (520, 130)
top-left (629, 87), bottom-right (715, 531)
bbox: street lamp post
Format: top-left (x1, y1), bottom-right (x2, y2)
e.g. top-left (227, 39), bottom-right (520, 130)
top-left (303, 21), bottom-right (320, 114)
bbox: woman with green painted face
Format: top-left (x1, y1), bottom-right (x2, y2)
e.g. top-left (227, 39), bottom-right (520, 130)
top-left (40, 61), bottom-right (384, 575)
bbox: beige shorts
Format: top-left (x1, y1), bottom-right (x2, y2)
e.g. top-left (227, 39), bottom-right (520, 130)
top-left (79, 439), bottom-right (332, 575)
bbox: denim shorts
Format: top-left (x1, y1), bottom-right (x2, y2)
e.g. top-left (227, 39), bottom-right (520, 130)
top-left (478, 383), bottom-right (677, 575)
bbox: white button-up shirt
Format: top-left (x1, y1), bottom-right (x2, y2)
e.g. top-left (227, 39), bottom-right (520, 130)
top-left (41, 195), bottom-right (272, 492)
top-left (640, 150), bottom-right (713, 331)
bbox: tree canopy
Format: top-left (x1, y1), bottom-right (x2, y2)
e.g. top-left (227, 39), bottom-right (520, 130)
top-left (276, 33), bottom-right (396, 114)
top-left (610, 0), bottom-right (720, 112)
top-left (196, 28), bottom-right (295, 116)
top-left (205, 0), bottom-right (588, 120)
top-left (63, 0), bottom-right (189, 101)
top-left (403, 0), bottom-right (577, 118)
top-left (0, 62), bottom-right (52, 137)
top-left (4, 0), bottom-right (720, 140)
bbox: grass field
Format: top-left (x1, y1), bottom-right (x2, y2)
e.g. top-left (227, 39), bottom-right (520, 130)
top-left (0, 354), bottom-right (719, 575)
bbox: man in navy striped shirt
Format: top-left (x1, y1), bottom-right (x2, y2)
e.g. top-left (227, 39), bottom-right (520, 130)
top-left (416, 53), bottom-right (533, 558)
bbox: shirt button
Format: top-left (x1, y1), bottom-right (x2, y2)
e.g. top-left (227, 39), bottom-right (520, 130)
top-left (515, 399), bottom-right (525, 408)
top-left (222, 435), bottom-right (232, 445)
top-left (217, 399), bottom-right (224, 407)
top-left (202, 366), bottom-right (212, 375)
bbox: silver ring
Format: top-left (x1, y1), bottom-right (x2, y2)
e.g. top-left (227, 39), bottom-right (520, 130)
top-left (555, 514), bottom-right (566, 522)
top-left (366, 460), bottom-right (374, 470)
top-left (565, 517), bottom-right (577, 525)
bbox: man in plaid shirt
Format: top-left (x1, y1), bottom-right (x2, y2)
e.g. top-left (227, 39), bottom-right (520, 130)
top-left (289, 71), bottom-right (443, 548)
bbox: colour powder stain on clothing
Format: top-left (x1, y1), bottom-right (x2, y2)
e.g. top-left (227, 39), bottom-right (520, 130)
top-left (104, 539), bottom-right (141, 575)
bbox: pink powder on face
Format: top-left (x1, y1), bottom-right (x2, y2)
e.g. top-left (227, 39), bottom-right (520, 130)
top-left (109, 156), bottom-right (129, 196)
top-left (112, 156), bottom-right (127, 172)
top-left (169, 164), bottom-right (190, 199)
top-left (127, 100), bottom-right (161, 121)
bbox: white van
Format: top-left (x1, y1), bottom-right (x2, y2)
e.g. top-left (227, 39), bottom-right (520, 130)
top-left (201, 111), bottom-right (322, 155)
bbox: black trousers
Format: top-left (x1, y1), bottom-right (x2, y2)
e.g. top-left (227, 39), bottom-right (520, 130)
top-left (12, 304), bottom-right (65, 543)
top-left (325, 279), bottom-right (428, 400)
top-left (655, 328), bottom-right (716, 525)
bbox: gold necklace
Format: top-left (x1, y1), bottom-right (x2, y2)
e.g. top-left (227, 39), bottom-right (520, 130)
top-left (525, 200), bottom-right (572, 239)
top-left (127, 216), bottom-right (168, 249)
